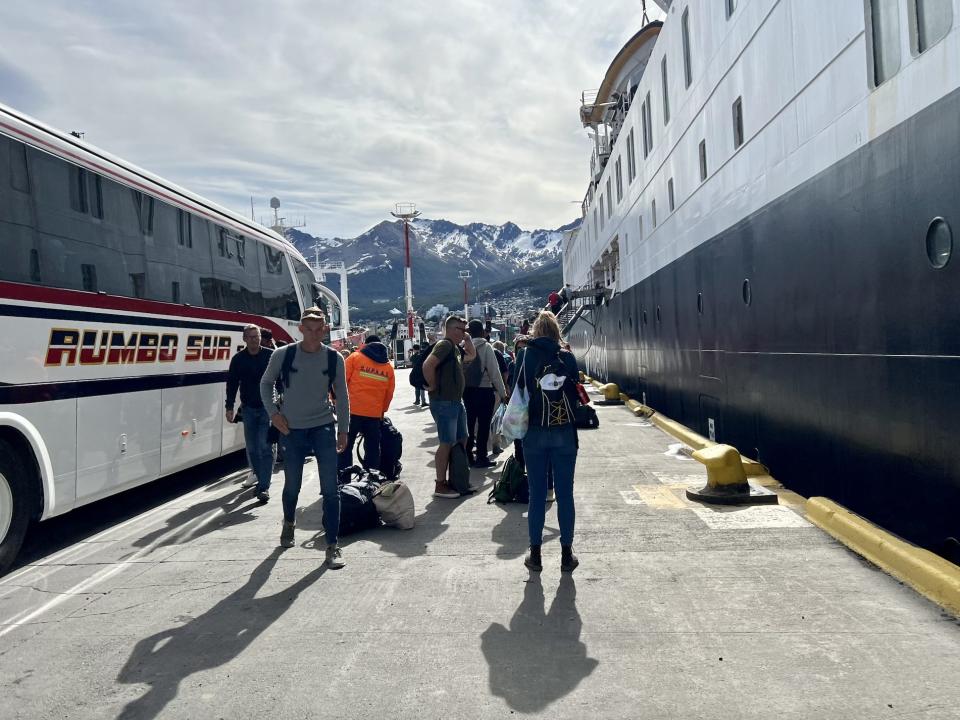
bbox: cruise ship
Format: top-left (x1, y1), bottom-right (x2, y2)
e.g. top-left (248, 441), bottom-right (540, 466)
top-left (562, 0), bottom-right (959, 554)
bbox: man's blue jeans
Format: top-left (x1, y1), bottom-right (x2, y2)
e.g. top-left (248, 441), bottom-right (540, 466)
top-left (280, 424), bottom-right (340, 544)
top-left (523, 426), bottom-right (578, 547)
top-left (241, 406), bottom-right (273, 492)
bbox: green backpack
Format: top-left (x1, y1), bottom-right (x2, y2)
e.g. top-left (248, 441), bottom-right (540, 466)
top-left (487, 455), bottom-right (529, 504)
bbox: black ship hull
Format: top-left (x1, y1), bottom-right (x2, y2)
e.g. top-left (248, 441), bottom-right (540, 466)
top-left (569, 85), bottom-right (960, 553)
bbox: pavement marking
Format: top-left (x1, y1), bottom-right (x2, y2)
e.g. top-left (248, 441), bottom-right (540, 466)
top-left (0, 503), bottom-right (232, 637)
top-left (650, 471), bottom-right (705, 488)
top-left (630, 485), bottom-right (689, 510)
top-left (0, 471), bottom-right (243, 597)
top-left (691, 504), bottom-right (812, 530)
top-left (618, 490), bottom-right (644, 505)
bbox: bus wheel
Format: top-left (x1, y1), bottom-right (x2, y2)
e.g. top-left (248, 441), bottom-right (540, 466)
top-left (0, 439), bottom-right (33, 575)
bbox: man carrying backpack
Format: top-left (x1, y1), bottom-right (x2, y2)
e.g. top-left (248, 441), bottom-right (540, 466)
top-left (422, 315), bottom-right (476, 498)
top-left (260, 306), bottom-right (349, 568)
top-left (463, 320), bottom-right (507, 468)
top-left (408, 344), bottom-right (428, 407)
top-left (338, 334), bottom-right (395, 472)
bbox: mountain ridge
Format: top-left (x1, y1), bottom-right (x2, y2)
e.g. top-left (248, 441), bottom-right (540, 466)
top-left (286, 216), bottom-right (579, 321)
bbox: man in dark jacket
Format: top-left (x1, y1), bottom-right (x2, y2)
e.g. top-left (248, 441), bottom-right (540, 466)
top-left (226, 324), bottom-right (274, 502)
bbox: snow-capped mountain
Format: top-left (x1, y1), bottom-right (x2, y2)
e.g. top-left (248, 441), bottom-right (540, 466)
top-left (286, 217), bottom-right (579, 319)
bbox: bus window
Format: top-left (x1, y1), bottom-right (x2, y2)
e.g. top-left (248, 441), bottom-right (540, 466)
top-left (260, 243), bottom-right (298, 319)
top-left (294, 259), bottom-right (317, 309)
top-left (202, 226), bottom-right (264, 312)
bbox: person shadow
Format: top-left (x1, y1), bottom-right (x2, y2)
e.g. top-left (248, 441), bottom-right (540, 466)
top-left (114, 548), bottom-right (325, 720)
top-left (480, 575), bottom-right (598, 713)
top-left (131, 480), bottom-right (260, 550)
top-left (490, 505), bottom-right (559, 560)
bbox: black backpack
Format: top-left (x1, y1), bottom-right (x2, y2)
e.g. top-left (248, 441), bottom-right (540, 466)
top-left (448, 443), bottom-right (472, 495)
top-left (409, 349), bottom-right (427, 387)
top-left (361, 417), bottom-right (403, 481)
top-left (526, 348), bottom-right (576, 429)
top-left (463, 351), bottom-right (485, 388)
top-left (574, 404), bottom-right (600, 429)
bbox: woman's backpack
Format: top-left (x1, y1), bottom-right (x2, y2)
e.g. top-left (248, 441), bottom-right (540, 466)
top-left (527, 349), bottom-right (576, 429)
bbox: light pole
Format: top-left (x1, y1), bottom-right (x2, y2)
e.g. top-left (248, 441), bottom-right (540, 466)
top-left (390, 203), bottom-right (421, 340)
top-left (459, 270), bottom-right (471, 321)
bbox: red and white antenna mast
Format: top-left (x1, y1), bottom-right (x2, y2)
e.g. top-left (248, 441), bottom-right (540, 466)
top-left (390, 203), bottom-right (421, 339)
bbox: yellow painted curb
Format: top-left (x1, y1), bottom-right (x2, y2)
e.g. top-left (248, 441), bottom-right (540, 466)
top-left (807, 497), bottom-right (960, 616)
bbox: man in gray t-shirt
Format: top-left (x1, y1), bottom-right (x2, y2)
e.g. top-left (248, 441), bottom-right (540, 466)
top-left (260, 306), bottom-right (349, 568)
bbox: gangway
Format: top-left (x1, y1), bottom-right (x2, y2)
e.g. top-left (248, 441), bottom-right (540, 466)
top-left (557, 285), bottom-right (613, 337)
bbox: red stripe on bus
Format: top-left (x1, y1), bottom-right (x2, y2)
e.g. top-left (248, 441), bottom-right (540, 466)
top-left (0, 280), bottom-right (295, 342)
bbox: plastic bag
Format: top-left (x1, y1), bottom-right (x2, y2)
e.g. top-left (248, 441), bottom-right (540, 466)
top-left (501, 359), bottom-right (529, 442)
top-left (490, 403), bottom-right (507, 447)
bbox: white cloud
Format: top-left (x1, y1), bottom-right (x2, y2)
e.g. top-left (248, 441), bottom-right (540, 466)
top-left (0, 0), bottom-right (664, 236)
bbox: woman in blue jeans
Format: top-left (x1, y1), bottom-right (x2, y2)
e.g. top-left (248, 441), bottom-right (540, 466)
top-left (518, 311), bottom-right (581, 572)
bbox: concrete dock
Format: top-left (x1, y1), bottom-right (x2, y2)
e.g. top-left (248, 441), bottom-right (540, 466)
top-left (2, 375), bottom-right (959, 719)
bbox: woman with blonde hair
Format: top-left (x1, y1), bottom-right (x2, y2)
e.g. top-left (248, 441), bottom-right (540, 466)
top-left (516, 311), bottom-right (581, 572)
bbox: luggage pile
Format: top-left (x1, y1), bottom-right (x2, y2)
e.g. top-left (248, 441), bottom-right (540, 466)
top-left (332, 465), bottom-right (416, 534)
top-left (330, 416), bottom-right (414, 535)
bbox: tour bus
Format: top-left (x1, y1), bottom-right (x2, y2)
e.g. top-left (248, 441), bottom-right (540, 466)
top-left (0, 103), bottom-right (339, 573)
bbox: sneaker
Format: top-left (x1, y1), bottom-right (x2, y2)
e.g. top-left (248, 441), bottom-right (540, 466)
top-left (524, 546), bottom-right (543, 572)
top-left (545, 488), bottom-right (556, 502)
top-left (433, 483), bottom-right (460, 499)
top-left (473, 457), bottom-right (495, 469)
top-left (241, 474), bottom-right (257, 488)
top-left (256, 489), bottom-right (270, 503)
top-left (325, 544), bottom-right (346, 569)
top-left (280, 521), bottom-right (295, 548)
top-left (560, 546), bottom-right (579, 573)
top-left (492, 445), bottom-right (503, 455)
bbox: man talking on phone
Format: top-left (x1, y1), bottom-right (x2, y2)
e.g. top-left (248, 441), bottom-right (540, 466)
top-left (422, 315), bottom-right (476, 498)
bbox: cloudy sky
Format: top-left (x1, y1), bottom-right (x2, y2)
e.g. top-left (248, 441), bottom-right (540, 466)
top-left (0, 1), bottom-right (664, 238)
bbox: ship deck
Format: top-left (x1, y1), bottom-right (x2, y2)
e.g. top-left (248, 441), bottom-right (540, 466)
top-left (2, 377), bottom-right (959, 719)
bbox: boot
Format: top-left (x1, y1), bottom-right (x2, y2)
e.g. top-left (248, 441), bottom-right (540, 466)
top-left (524, 545), bottom-right (542, 571)
top-left (560, 545), bottom-right (579, 573)
top-left (280, 520), bottom-right (295, 548)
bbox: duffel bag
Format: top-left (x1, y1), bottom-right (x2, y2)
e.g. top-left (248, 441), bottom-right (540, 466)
top-left (326, 482), bottom-right (381, 536)
top-left (574, 404), bottom-right (600, 429)
top-left (373, 481), bottom-right (415, 530)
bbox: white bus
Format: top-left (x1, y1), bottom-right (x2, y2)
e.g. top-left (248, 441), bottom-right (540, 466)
top-left (0, 103), bottom-right (339, 572)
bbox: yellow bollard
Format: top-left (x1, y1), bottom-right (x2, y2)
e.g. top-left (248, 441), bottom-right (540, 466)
top-left (686, 444), bottom-right (777, 505)
top-left (596, 383), bottom-right (623, 405)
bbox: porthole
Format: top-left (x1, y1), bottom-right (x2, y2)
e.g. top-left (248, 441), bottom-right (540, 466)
top-left (926, 217), bottom-right (952, 269)
top-left (656, 305), bottom-right (662, 323)
top-left (742, 278), bottom-right (752, 306)
top-left (697, 292), bottom-right (703, 314)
